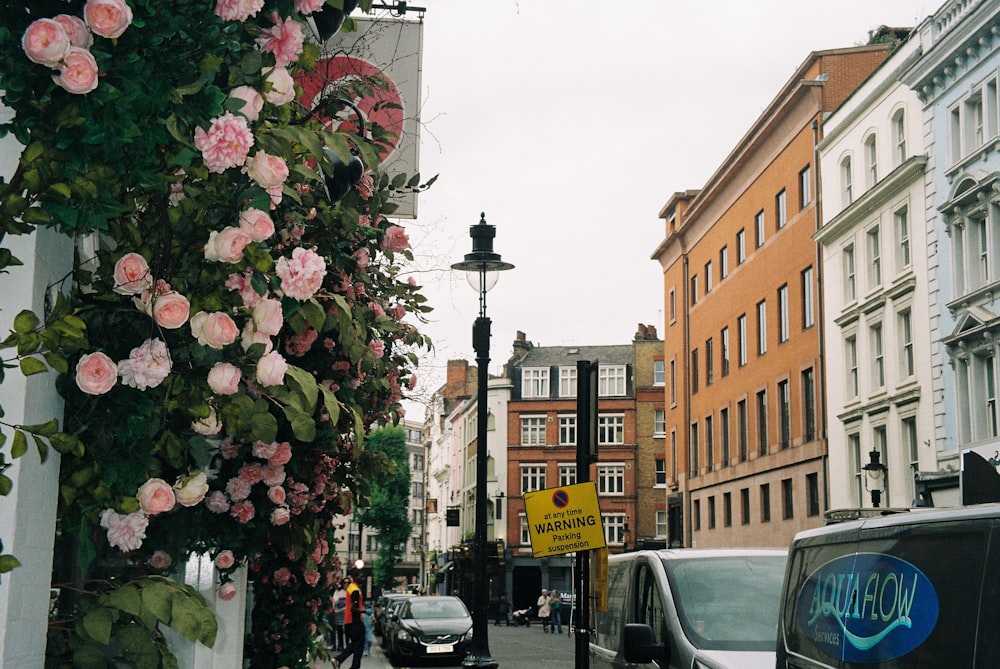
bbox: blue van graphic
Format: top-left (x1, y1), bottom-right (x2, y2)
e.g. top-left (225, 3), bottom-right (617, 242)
top-left (795, 552), bottom-right (939, 663)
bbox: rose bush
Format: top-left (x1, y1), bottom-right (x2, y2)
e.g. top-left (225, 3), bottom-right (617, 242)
top-left (0, 0), bottom-right (436, 666)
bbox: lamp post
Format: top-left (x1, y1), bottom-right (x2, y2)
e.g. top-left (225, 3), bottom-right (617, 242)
top-left (451, 213), bottom-right (514, 669)
top-left (862, 449), bottom-right (888, 508)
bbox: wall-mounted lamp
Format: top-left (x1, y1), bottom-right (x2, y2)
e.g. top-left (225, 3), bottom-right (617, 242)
top-left (862, 449), bottom-right (888, 508)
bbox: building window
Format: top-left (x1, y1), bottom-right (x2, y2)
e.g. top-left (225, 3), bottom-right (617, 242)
top-left (871, 322), bottom-right (885, 390)
top-left (737, 229), bottom-right (746, 264)
top-left (691, 348), bottom-right (699, 394)
top-left (690, 274), bottom-right (699, 306)
top-left (864, 133), bottom-right (878, 188)
top-left (740, 488), bottom-right (750, 525)
top-left (559, 464), bottom-right (577, 486)
top-left (895, 206), bottom-right (911, 271)
top-left (598, 414), bottom-right (625, 445)
top-left (559, 366), bottom-right (577, 397)
top-left (707, 496), bottom-right (716, 529)
top-left (520, 416), bottom-right (546, 445)
top-left (598, 365), bottom-right (627, 396)
top-left (653, 359), bottom-right (665, 386)
top-left (689, 421), bottom-right (700, 476)
top-left (597, 464), bottom-right (625, 495)
top-left (705, 260), bottom-right (713, 293)
top-left (720, 407), bottom-right (730, 467)
top-left (669, 288), bottom-right (676, 323)
top-left (977, 217), bottom-right (991, 287)
top-left (903, 417), bottom-right (918, 500)
top-left (669, 359), bottom-right (677, 405)
top-left (776, 189), bottom-right (787, 229)
top-left (520, 465), bottom-right (546, 494)
top-left (654, 408), bottom-right (666, 437)
top-left (705, 338), bottom-right (714, 386)
top-left (413, 453), bottom-right (424, 471)
top-left (603, 514), bottom-right (628, 545)
top-left (755, 210), bottom-right (765, 248)
top-left (655, 458), bottom-right (666, 486)
top-left (844, 244), bottom-right (856, 302)
top-left (737, 399), bottom-right (748, 463)
top-left (756, 389), bottom-right (768, 456)
top-left (723, 492), bottom-right (732, 527)
top-left (799, 164), bottom-right (811, 208)
top-left (738, 315), bottom-right (748, 366)
top-left (801, 266), bottom-right (814, 329)
top-left (693, 499), bottom-right (701, 531)
top-left (520, 514), bottom-right (531, 545)
top-left (670, 430), bottom-right (677, 478)
top-left (778, 284), bottom-right (789, 343)
top-left (802, 367), bottom-right (816, 442)
top-left (867, 225), bottom-right (882, 290)
top-left (756, 300), bottom-right (767, 356)
top-left (846, 335), bottom-right (859, 398)
top-left (778, 379), bottom-right (790, 450)
top-left (760, 483), bottom-right (771, 522)
top-left (850, 433), bottom-right (863, 506)
top-left (655, 510), bottom-right (667, 538)
top-left (522, 368), bottom-right (549, 398)
top-left (720, 246), bottom-right (729, 278)
top-left (841, 156), bottom-right (853, 206)
top-left (721, 326), bottom-right (730, 377)
top-left (412, 481), bottom-right (424, 498)
top-left (807, 473), bottom-right (820, 517)
top-left (558, 415), bottom-right (576, 445)
top-left (893, 109), bottom-right (906, 166)
top-left (705, 414), bottom-right (715, 471)
top-left (782, 478), bottom-right (794, 520)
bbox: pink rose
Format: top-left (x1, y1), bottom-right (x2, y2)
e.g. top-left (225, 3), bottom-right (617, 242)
top-left (208, 362), bottom-right (242, 395)
top-left (252, 297), bottom-right (283, 336)
top-left (173, 472), bottom-right (209, 507)
top-left (238, 462), bottom-right (262, 484)
top-left (194, 112), bottom-right (253, 174)
top-left (303, 569), bottom-right (319, 586)
top-left (269, 442), bottom-right (292, 467)
top-left (352, 247), bottom-right (370, 270)
top-left (256, 12), bottom-right (304, 68)
top-left (76, 352), bottom-right (118, 395)
top-left (84, 0), bottom-right (133, 39)
top-left (215, 550), bottom-right (236, 569)
top-left (54, 15), bottom-right (93, 48)
top-left (229, 85), bottom-right (263, 122)
top-left (355, 173), bottom-right (374, 200)
top-left (117, 338), bottom-right (171, 390)
top-left (113, 252), bottom-right (152, 295)
top-left (205, 491), bottom-right (230, 513)
top-left (381, 225), bottom-right (410, 252)
top-left (273, 567), bottom-right (291, 587)
top-left (100, 509), bottom-right (148, 552)
top-left (54, 46), bottom-right (99, 95)
top-left (275, 247), bottom-right (326, 301)
top-left (215, 0), bottom-right (264, 22)
top-left (369, 339), bottom-right (385, 358)
top-left (149, 550), bottom-right (172, 570)
top-left (245, 150), bottom-right (288, 195)
top-left (218, 582), bottom-right (238, 601)
top-left (190, 311), bottom-right (239, 349)
top-left (241, 324), bottom-right (273, 354)
top-left (205, 226), bottom-right (251, 263)
top-left (256, 351), bottom-right (287, 387)
top-left (226, 270), bottom-right (260, 307)
top-left (219, 438), bottom-right (240, 460)
top-left (22, 18), bottom-right (71, 67)
top-left (231, 500), bottom-right (255, 524)
top-left (150, 291), bottom-right (190, 329)
top-left (267, 485), bottom-right (286, 504)
top-left (262, 66), bottom-right (295, 106)
top-left (131, 279), bottom-right (171, 315)
top-left (252, 440), bottom-right (278, 460)
top-left (270, 506), bottom-right (290, 525)
top-left (137, 478), bottom-right (176, 515)
top-left (294, 0), bottom-right (325, 13)
top-left (192, 407), bottom-right (222, 435)
top-left (226, 477), bottom-right (252, 502)
top-left (261, 464), bottom-right (286, 487)
top-left (239, 208), bottom-right (275, 242)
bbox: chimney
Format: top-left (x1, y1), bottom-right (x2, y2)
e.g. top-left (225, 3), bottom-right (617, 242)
top-left (647, 324), bottom-right (658, 339)
top-left (511, 331), bottom-right (532, 361)
top-left (635, 323), bottom-right (648, 341)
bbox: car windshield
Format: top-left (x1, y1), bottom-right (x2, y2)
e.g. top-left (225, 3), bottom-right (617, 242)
top-left (663, 555), bottom-right (787, 651)
top-left (407, 599), bottom-right (469, 619)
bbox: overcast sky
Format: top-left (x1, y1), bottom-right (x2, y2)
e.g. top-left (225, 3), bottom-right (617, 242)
top-left (393, 0), bottom-right (933, 419)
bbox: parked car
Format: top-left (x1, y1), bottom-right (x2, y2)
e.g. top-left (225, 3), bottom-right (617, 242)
top-left (374, 593), bottom-right (410, 638)
top-left (384, 595), bottom-right (473, 666)
top-left (776, 504), bottom-right (1000, 668)
top-left (378, 595), bottom-right (411, 647)
top-left (590, 548), bottom-right (787, 669)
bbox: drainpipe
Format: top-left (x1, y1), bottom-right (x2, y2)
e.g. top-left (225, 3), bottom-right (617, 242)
top-left (812, 118), bottom-right (830, 513)
top-left (682, 252), bottom-right (691, 546)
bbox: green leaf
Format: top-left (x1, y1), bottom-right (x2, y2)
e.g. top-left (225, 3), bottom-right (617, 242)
top-left (23, 418), bottom-right (58, 436)
top-left (71, 643), bottom-right (109, 669)
top-left (19, 356), bottom-right (47, 376)
top-left (31, 434), bottom-right (49, 464)
top-left (43, 350), bottom-right (69, 373)
top-left (285, 365), bottom-right (318, 413)
top-left (0, 475), bottom-right (11, 495)
top-left (0, 554), bottom-right (21, 573)
top-left (250, 412), bottom-right (278, 444)
top-left (117, 625), bottom-right (160, 669)
top-left (81, 607), bottom-right (114, 645)
top-left (12, 310), bottom-right (38, 333)
top-left (140, 579), bottom-right (173, 625)
top-left (11, 431), bottom-right (27, 459)
top-left (288, 411), bottom-right (317, 443)
top-left (320, 386), bottom-right (341, 425)
top-left (107, 584), bottom-right (142, 617)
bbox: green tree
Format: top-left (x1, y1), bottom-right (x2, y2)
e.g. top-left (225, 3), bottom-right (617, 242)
top-left (361, 426), bottom-right (411, 591)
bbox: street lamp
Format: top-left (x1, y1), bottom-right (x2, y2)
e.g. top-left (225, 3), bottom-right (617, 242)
top-left (862, 449), bottom-right (888, 508)
top-left (451, 213), bottom-right (514, 669)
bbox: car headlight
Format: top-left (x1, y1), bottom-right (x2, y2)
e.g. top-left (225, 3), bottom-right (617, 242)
top-left (461, 627), bottom-right (473, 642)
top-left (396, 629), bottom-right (411, 642)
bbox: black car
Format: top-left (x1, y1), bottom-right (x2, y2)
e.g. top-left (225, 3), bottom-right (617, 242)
top-left (374, 593), bottom-right (411, 638)
top-left (384, 595), bottom-right (472, 665)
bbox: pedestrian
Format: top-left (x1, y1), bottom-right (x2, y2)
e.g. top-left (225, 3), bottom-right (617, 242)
top-left (537, 588), bottom-right (551, 633)
top-left (362, 600), bottom-right (375, 656)
top-left (330, 579), bottom-right (347, 650)
top-left (331, 573), bottom-right (365, 669)
top-left (496, 592), bottom-right (510, 626)
top-left (549, 590), bottom-right (563, 634)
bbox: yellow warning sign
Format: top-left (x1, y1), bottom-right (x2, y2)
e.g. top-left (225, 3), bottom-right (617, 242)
top-left (523, 482), bottom-right (606, 558)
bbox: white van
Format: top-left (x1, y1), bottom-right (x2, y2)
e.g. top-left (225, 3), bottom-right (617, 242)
top-left (776, 504), bottom-right (1000, 668)
top-left (590, 548), bottom-right (787, 669)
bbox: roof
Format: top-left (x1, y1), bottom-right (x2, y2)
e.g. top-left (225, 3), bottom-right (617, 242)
top-left (512, 344), bottom-right (633, 368)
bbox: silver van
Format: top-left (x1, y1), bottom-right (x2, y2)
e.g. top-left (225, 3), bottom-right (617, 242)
top-left (776, 504), bottom-right (1000, 668)
top-left (590, 548), bottom-right (787, 669)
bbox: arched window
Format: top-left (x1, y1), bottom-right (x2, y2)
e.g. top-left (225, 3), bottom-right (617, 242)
top-left (864, 134), bottom-right (878, 188)
top-left (840, 156), bottom-right (853, 207)
top-left (892, 109), bottom-right (906, 166)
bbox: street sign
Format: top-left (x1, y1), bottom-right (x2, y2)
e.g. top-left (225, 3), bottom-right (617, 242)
top-left (523, 482), bottom-right (606, 558)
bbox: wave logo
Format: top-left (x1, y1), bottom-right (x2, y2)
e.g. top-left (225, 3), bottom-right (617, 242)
top-left (796, 552), bottom-right (939, 663)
